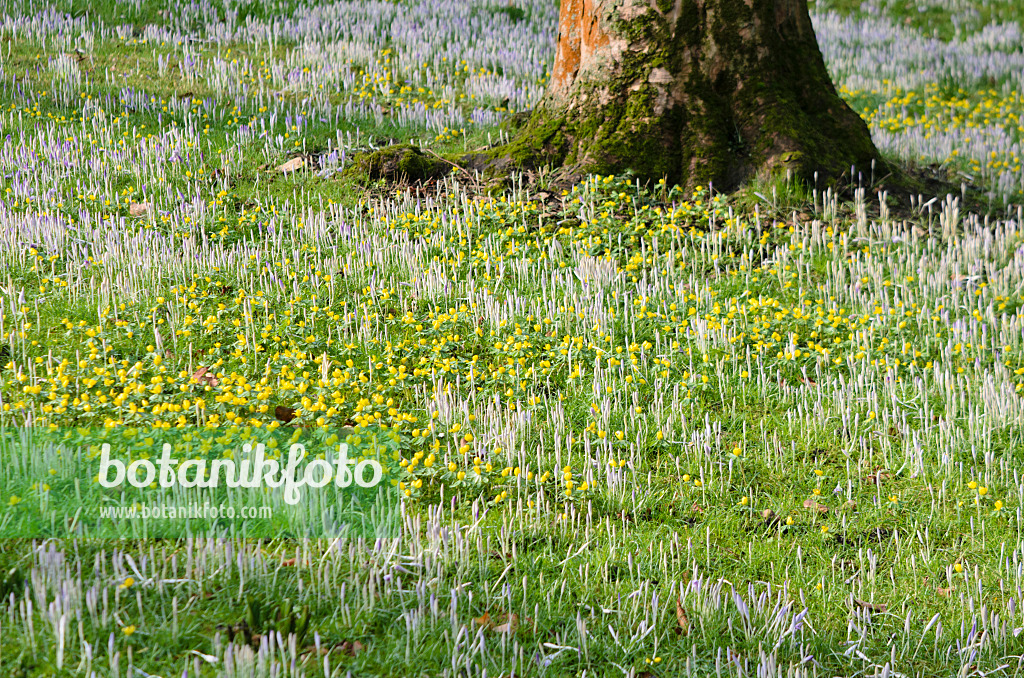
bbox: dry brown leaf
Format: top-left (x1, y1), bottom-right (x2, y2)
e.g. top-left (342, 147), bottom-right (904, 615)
top-left (937, 586), bottom-right (954, 597)
top-left (854, 598), bottom-right (887, 613)
top-left (276, 157), bottom-right (305, 173)
top-left (191, 366), bottom-right (219, 387)
top-left (803, 498), bottom-right (828, 514)
top-left (332, 640), bottom-right (364, 656)
top-left (129, 202), bottom-right (152, 217)
top-left (676, 597), bottom-right (690, 636)
top-left (475, 611), bottom-right (521, 633)
top-left (866, 471), bottom-right (893, 485)
top-left (280, 558), bottom-right (296, 567)
top-left (492, 614), bottom-right (518, 633)
top-left (274, 405), bottom-right (296, 423)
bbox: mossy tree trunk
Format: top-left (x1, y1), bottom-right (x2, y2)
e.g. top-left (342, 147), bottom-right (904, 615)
top-left (501, 0), bottom-right (883, 190)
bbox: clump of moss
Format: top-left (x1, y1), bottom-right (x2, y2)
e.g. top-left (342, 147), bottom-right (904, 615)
top-left (359, 145), bottom-right (450, 183)
top-left (494, 4), bottom-right (527, 22)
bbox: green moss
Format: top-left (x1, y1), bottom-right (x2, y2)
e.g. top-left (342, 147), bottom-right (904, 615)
top-left (676, 0), bottom-right (702, 44)
top-left (610, 3), bottom-right (670, 45)
top-left (486, 112), bottom-right (568, 172)
top-left (358, 145), bottom-right (450, 183)
top-left (710, 0), bottom-right (752, 59)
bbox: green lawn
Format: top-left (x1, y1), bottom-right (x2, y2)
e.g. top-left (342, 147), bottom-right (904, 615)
top-left (2, 0), bottom-right (1024, 676)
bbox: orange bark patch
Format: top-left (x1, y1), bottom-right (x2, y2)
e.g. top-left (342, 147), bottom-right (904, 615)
top-left (580, 0), bottom-right (612, 65)
top-left (551, 0), bottom-right (583, 92)
top-left (551, 0), bottom-right (615, 94)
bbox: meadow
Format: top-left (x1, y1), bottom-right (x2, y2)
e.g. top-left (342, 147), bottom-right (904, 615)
top-left (1, 0), bottom-right (1024, 675)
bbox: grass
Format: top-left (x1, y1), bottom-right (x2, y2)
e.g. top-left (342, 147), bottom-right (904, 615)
top-left (0, 0), bottom-right (1023, 677)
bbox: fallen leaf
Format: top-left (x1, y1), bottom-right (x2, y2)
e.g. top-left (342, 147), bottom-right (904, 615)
top-left (475, 611), bottom-right (521, 633)
top-left (276, 157), bottom-right (305, 173)
top-left (866, 471), bottom-right (893, 485)
top-left (274, 405), bottom-right (296, 423)
top-left (937, 587), bottom-right (954, 597)
top-left (842, 500), bottom-right (858, 511)
top-left (853, 598), bottom-right (887, 613)
top-left (191, 366), bottom-right (219, 388)
top-left (129, 202), bottom-right (152, 217)
top-left (493, 614), bottom-right (519, 633)
top-left (803, 498), bottom-right (828, 513)
top-left (675, 597), bottom-right (690, 636)
top-left (189, 650), bottom-right (219, 664)
top-left (280, 558), bottom-right (296, 567)
top-left (332, 640), bottom-right (364, 656)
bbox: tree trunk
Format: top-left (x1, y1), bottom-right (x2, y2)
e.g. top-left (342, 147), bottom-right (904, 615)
top-left (501, 0), bottom-right (883, 191)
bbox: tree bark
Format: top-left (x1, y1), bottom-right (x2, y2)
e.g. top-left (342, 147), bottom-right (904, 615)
top-left (500, 0), bottom-right (883, 191)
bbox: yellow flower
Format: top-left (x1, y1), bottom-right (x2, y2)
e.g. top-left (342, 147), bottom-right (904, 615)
top-left (122, 625), bottom-right (136, 636)
top-left (120, 577), bottom-right (135, 589)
